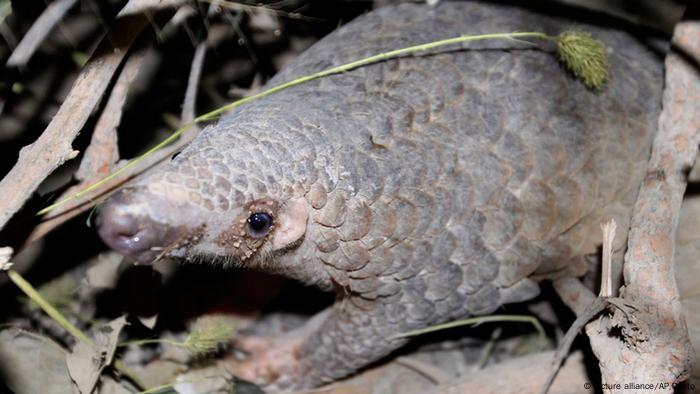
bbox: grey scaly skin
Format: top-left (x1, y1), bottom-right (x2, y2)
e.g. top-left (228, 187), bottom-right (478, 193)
top-left (97, 1), bottom-right (664, 390)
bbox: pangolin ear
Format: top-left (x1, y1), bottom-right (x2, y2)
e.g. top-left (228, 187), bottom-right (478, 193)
top-left (271, 197), bottom-right (308, 250)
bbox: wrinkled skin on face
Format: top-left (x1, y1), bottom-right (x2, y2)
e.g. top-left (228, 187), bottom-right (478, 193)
top-left (97, 1), bottom-right (664, 391)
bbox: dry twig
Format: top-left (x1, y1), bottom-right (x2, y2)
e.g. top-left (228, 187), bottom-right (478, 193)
top-left (0, 0), bottom-right (195, 234)
top-left (540, 221), bottom-right (617, 393)
top-left (25, 1), bottom-right (217, 240)
top-left (26, 48), bottom-right (147, 243)
top-left (540, 296), bottom-right (608, 394)
top-left (0, 0), bottom-right (154, 231)
top-left (181, 0), bottom-right (221, 125)
top-left (395, 356), bottom-right (451, 385)
top-left (599, 219), bottom-right (616, 298)
top-left (585, 5), bottom-right (700, 391)
top-left (6, 0), bottom-right (78, 67)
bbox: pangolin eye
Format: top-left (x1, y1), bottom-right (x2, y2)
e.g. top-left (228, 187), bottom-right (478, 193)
top-left (246, 212), bottom-right (273, 238)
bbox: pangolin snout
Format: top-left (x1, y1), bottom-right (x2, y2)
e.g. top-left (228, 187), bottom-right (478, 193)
top-left (97, 188), bottom-right (180, 264)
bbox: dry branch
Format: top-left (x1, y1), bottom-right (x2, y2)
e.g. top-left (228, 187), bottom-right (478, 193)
top-left (33, 6), bottom-right (219, 226)
top-left (585, 5), bottom-right (700, 392)
top-left (541, 296), bottom-right (608, 394)
top-left (27, 8), bottom-right (215, 243)
top-left (0, 0), bottom-right (194, 232)
top-left (26, 2), bottom-right (219, 243)
top-left (0, 0), bottom-right (154, 232)
top-left (6, 0), bottom-right (78, 67)
top-left (544, 223), bottom-right (617, 393)
top-left (181, 43), bottom-right (207, 125)
top-left (394, 356), bottom-right (451, 385)
top-left (26, 49), bottom-right (147, 243)
top-left (181, 0), bottom-right (220, 125)
top-left (118, 0), bottom-right (187, 17)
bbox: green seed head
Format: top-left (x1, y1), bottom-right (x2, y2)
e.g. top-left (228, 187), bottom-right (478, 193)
top-left (556, 30), bottom-right (609, 90)
top-left (183, 314), bottom-right (237, 356)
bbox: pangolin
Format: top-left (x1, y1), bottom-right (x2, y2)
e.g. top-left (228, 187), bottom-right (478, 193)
top-left (96, 1), bottom-right (664, 389)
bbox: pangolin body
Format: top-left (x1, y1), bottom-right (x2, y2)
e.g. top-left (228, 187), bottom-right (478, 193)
top-left (97, 1), bottom-right (664, 389)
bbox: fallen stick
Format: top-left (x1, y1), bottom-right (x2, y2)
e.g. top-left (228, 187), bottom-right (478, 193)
top-left (585, 5), bottom-right (700, 391)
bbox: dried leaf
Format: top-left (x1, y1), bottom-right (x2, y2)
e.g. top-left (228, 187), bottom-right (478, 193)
top-left (0, 329), bottom-right (76, 394)
top-left (66, 341), bottom-right (102, 394)
top-left (138, 314), bottom-right (159, 330)
top-left (66, 316), bottom-right (128, 394)
top-left (96, 316), bottom-right (128, 367)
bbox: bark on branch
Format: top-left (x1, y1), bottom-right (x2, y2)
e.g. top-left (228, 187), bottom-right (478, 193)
top-left (585, 6), bottom-right (700, 392)
top-left (0, 0), bottom-right (187, 232)
top-left (0, 3), bottom-right (151, 231)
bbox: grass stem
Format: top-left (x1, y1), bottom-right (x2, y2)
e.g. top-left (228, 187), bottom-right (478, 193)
top-left (37, 31), bottom-right (556, 216)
